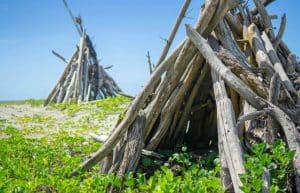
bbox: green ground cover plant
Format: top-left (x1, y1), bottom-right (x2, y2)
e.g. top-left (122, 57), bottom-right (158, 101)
top-left (0, 97), bottom-right (296, 193)
top-left (240, 140), bottom-right (295, 193)
top-left (0, 126), bottom-right (223, 193)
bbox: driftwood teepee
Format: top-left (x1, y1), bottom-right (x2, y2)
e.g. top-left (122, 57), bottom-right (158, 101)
top-left (73, 0), bottom-right (300, 192)
top-left (44, 0), bottom-right (121, 105)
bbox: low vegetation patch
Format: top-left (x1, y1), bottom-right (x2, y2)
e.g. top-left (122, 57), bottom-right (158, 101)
top-left (240, 140), bottom-right (295, 193)
top-left (0, 98), bottom-right (296, 193)
top-left (0, 127), bottom-right (223, 193)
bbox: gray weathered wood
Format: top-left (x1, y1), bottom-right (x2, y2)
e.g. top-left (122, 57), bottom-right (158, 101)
top-left (268, 73), bottom-right (281, 104)
top-left (62, 0), bottom-right (83, 36)
top-left (117, 112), bottom-right (145, 176)
top-left (246, 24), bottom-right (274, 79)
top-left (251, 0), bottom-right (276, 15)
top-left (156, 0), bottom-right (191, 65)
top-left (213, 79), bottom-right (245, 193)
top-left (253, 0), bottom-right (275, 40)
top-left (186, 24), bottom-right (267, 109)
top-left (208, 36), bottom-right (269, 99)
top-left (261, 32), bottom-right (296, 94)
top-left (273, 14), bottom-right (286, 49)
top-left (262, 167), bottom-right (270, 193)
top-left (52, 50), bottom-right (68, 63)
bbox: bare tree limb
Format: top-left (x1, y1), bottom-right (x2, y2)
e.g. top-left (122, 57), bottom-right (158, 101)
top-left (156, 0), bottom-right (191, 65)
top-left (251, 0), bottom-right (276, 15)
top-left (52, 50), bottom-right (68, 63)
top-left (146, 51), bottom-right (154, 74)
top-left (273, 14), bottom-right (286, 49)
top-left (62, 0), bottom-right (83, 36)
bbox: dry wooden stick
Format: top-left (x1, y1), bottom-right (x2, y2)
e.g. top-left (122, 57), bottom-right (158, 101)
top-left (238, 5), bottom-right (250, 27)
top-left (62, 0), bottom-right (83, 36)
top-left (198, 0), bottom-right (241, 38)
top-left (261, 31), bottom-right (296, 94)
top-left (208, 36), bottom-right (269, 98)
top-left (225, 13), bottom-right (243, 37)
top-left (173, 63), bottom-right (209, 140)
top-left (116, 112), bottom-right (145, 176)
top-left (211, 71), bottom-right (233, 191)
top-left (273, 14), bottom-right (286, 50)
top-left (236, 110), bottom-right (267, 132)
top-left (44, 48), bottom-right (79, 105)
top-left (141, 149), bottom-right (164, 159)
top-left (253, 0), bottom-right (275, 40)
top-left (245, 23), bottom-right (274, 79)
top-left (90, 133), bottom-right (108, 142)
top-left (75, 36), bottom-right (86, 102)
top-left (145, 0), bottom-right (243, 141)
top-left (156, 0), bottom-right (191, 65)
top-left (251, 0), bottom-right (276, 15)
top-left (188, 24), bottom-right (300, 153)
top-left (186, 24), bottom-right (267, 109)
top-left (268, 73), bottom-right (280, 104)
top-left (266, 72), bottom-right (280, 143)
top-left (262, 167), bottom-right (271, 193)
top-left (52, 50), bottom-right (68, 63)
top-left (146, 55), bottom-right (203, 150)
top-left (57, 64), bottom-right (76, 103)
top-left (143, 42), bottom-right (198, 140)
top-left (146, 51), bottom-right (154, 74)
top-left (213, 78), bottom-right (245, 193)
top-left (215, 20), bottom-right (250, 68)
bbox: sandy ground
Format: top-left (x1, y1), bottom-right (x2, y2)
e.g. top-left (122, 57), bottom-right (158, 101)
top-left (0, 104), bottom-right (118, 139)
top-left (0, 104), bottom-right (67, 123)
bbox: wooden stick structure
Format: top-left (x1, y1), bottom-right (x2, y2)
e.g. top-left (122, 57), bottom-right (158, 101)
top-left (44, 1), bottom-right (121, 105)
top-left (71, 0), bottom-right (300, 191)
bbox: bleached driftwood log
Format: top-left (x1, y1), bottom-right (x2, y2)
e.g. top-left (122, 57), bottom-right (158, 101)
top-left (213, 75), bottom-right (245, 193)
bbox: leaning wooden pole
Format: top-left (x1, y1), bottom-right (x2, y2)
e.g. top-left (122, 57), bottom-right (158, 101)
top-left (213, 76), bottom-right (245, 193)
top-left (62, 0), bottom-right (83, 36)
top-left (156, 0), bottom-right (191, 65)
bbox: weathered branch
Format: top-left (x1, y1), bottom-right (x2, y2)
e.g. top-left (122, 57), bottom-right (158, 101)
top-left (156, 0), bottom-right (191, 65)
top-left (236, 110), bottom-right (267, 132)
top-left (52, 50), bottom-right (68, 63)
top-left (62, 0), bottom-right (83, 36)
top-left (273, 14), bottom-right (286, 50)
top-left (245, 23), bottom-right (274, 79)
top-left (253, 0), bottom-right (275, 40)
top-left (261, 31), bottom-right (296, 94)
top-left (262, 167), bottom-right (271, 193)
top-left (186, 24), bottom-right (267, 109)
top-left (213, 77), bottom-right (245, 193)
top-left (146, 51), bottom-right (154, 74)
top-left (251, 0), bottom-right (276, 15)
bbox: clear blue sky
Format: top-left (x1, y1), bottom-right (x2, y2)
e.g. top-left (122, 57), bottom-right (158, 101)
top-left (0, 0), bottom-right (299, 101)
